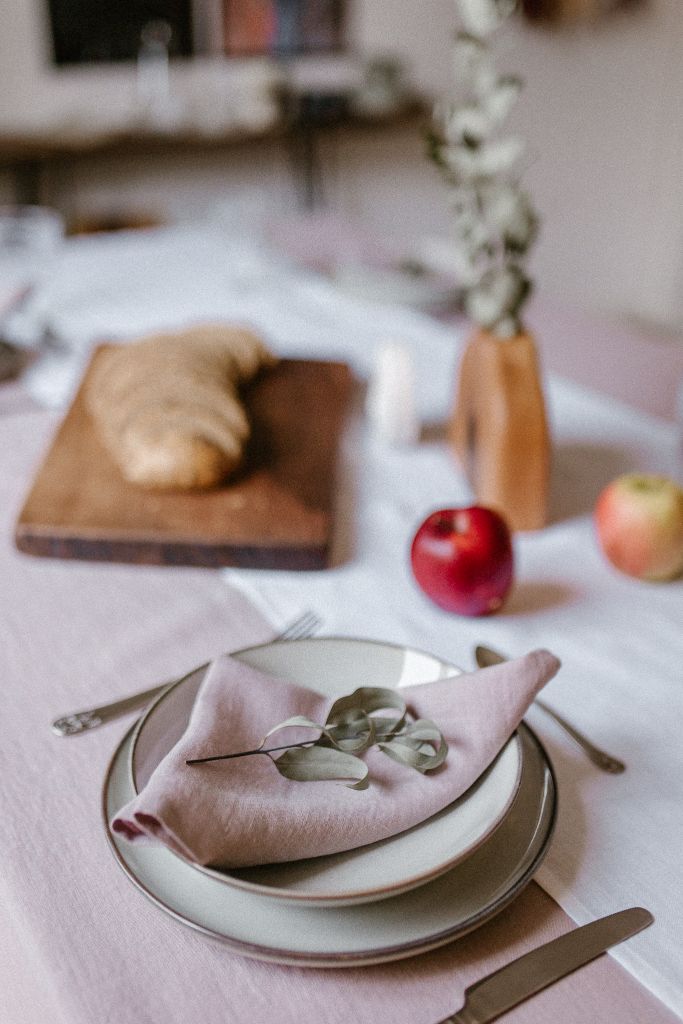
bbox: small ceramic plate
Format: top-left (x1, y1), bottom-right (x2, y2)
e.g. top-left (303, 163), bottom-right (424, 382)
top-left (128, 637), bottom-right (523, 906)
top-left (104, 719), bottom-right (555, 967)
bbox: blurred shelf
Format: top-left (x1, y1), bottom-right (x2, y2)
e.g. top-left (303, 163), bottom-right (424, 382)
top-left (0, 98), bottom-right (429, 208)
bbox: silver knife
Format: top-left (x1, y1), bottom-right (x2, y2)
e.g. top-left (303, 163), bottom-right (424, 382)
top-left (474, 644), bottom-right (626, 774)
top-left (437, 906), bottom-right (652, 1023)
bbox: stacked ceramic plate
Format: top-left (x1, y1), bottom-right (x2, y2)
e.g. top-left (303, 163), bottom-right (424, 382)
top-left (103, 637), bottom-right (556, 966)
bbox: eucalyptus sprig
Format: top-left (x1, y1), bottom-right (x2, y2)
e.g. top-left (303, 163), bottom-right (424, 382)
top-left (427, 0), bottom-right (539, 338)
top-left (186, 687), bottom-right (448, 789)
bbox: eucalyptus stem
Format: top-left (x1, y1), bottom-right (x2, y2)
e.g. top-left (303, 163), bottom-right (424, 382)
top-left (186, 739), bottom-right (319, 766)
top-left (186, 727), bottom-right (415, 767)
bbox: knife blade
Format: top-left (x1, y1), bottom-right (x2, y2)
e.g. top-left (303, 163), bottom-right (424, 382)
top-left (437, 907), bottom-right (653, 1024)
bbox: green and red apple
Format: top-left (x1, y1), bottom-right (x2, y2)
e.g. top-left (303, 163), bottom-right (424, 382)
top-left (594, 473), bottom-right (683, 581)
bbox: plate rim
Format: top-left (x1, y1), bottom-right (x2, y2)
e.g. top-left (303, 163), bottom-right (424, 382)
top-left (103, 719), bottom-right (557, 967)
top-left (126, 635), bottom-right (524, 904)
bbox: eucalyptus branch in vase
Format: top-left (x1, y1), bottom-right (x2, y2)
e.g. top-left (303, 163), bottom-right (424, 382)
top-left (427, 0), bottom-right (538, 338)
top-left (426, 0), bottom-right (551, 532)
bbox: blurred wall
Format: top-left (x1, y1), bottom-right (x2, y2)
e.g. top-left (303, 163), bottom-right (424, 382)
top-left (0, 0), bottom-right (681, 328)
top-left (348, 0), bottom-right (683, 329)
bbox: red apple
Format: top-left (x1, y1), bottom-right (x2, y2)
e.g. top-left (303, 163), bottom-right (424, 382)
top-left (594, 473), bottom-right (683, 581)
top-left (410, 506), bottom-right (514, 616)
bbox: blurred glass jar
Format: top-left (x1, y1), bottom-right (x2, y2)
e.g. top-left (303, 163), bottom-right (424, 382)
top-left (0, 206), bottom-right (65, 319)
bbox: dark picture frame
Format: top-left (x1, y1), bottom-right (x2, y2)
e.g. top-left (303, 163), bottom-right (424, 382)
top-left (47, 0), bottom-right (193, 64)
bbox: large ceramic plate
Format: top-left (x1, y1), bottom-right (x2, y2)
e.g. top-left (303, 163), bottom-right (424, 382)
top-left (128, 638), bottom-right (523, 906)
top-left (104, 719), bottom-right (555, 967)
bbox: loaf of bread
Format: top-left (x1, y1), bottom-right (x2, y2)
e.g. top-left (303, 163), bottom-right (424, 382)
top-left (86, 324), bottom-right (275, 489)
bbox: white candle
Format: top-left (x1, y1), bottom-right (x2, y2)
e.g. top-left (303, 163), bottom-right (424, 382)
top-left (366, 341), bottom-right (420, 445)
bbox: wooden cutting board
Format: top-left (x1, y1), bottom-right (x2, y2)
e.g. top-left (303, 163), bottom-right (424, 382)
top-left (15, 348), bottom-right (355, 570)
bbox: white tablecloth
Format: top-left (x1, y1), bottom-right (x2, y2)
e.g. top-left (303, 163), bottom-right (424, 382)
top-left (227, 378), bottom-right (683, 1015)
top-left (10, 223), bottom-right (683, 1017)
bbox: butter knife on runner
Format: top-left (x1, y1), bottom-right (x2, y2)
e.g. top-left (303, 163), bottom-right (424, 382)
top-left (436, 906), bottom-right (653, 1024)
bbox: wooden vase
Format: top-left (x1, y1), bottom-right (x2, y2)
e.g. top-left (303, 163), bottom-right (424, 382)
top-left (449, 328), bottom-right (551, 531)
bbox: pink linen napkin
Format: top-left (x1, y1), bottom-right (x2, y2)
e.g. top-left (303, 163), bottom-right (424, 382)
top-left (112, 649), bottom-right (560, 868)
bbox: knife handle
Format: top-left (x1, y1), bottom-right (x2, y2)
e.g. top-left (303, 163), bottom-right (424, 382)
top-left (51, 681), bottom-right (174, 735)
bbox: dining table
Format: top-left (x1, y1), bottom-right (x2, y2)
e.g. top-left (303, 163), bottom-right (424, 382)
top-left (1, 219), bottom-right (682, 1024)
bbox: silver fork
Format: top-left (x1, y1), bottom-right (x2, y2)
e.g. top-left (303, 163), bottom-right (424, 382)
top-left (51, 611), bottom-right (321, 737)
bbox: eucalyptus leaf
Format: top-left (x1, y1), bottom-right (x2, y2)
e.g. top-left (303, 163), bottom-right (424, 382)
top-left (379, 736), bottom-right (448, 773)
top-left (324, 707), bottom-right (375, 753)
top-left (379, 717), bottom-right (449, 773)
top-left (262, 715), bottom-right (323, 741)
top-left (368, 715), bottom-right (407, 741)
top-left (459, 0), bottom-right (516, 37)
top-left (484, 75), bottom-right (522, 125)
top-left (403, 718), bottom-right (446, 744)
top-left (263, 710), bottom-right (375, 756)
top-left (326, 687), bottom-right (407, 746)
top-left (274, 746), bottom-right (369, 789)
top-left (326, 686), bottom-right (406, 723)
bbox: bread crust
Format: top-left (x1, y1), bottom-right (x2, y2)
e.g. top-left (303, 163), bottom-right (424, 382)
top-left (86, 324), bottom-right (275, 489)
